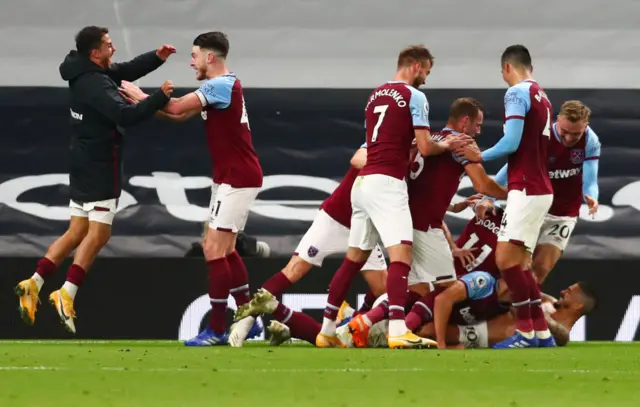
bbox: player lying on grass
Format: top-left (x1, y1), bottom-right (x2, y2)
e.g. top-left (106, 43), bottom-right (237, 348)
top-left (415, 280), bottom-right (597, 349)
top-left (262, 279), bottom-right (596, 350)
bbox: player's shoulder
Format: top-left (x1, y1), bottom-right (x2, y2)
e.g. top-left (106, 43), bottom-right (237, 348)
top-left (585, 126), bottom-right (601, 146)
top-left (403, 84), bottom-right (427, 102)
top-left (506, 80), bottom-right (533, 97)
top-left (200, 74), bottom-right (237, 91)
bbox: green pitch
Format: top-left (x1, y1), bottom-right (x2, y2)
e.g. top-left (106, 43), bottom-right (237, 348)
top-left (0, 341), bottom-right (638, 407)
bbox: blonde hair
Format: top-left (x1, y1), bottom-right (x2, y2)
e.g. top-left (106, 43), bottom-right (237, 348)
top-left (559, 100), bottom-right (591, 123)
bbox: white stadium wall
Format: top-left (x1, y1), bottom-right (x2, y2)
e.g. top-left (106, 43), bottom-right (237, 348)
top-left (0, 0), bottom-right (639, 88)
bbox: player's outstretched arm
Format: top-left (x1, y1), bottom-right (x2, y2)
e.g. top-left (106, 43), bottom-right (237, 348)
top-left (80, 74), bottom-right (171, 127)
top-left (155, 110), bottom-right (200, 122)
top-left (464, 163), bottom-right (508, 199)
top-left (350, 145), bottom-right (368, 169)
top-left (165, 76), bottom-right (233, 116)
top-left (545, 314), bottom-right (570, 346)
top-left (108, 45), bottom-right (175, 83)
top-left (434, 281), bottom-right (468, 349)
top-left (480, 86), bottom-right (530, 162)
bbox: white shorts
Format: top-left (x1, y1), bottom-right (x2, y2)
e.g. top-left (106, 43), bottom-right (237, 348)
top-left (295, 210), bottom-right (387, 270)
top-left (69, 199), bottom-right (117, 225)
top-left (536, 214), bottom-right (578, 251)
top-left (458, 322), bottom-right (489, 349)
top-left (348, 174), bottom-right (413, 250)
top-left (408, 227), bottom-right (457, 286)
top-left (208, 183), bottom-right (260, 233)
top-left (498, 189), bottom-right (553, 252)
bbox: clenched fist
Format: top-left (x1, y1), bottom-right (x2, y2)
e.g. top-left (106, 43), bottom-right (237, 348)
top-left (161, 80), bottom-right (174, 97)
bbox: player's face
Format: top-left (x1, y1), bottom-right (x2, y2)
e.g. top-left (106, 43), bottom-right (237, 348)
top-left (555, 283), bottom-right (584, 310)
top-left (556, 115), bottom-right (588, 147)
top-left (93, 34), bottom-right (115, 67)
top-left (190, 46), bottom-right (209, 81)
top-left (465, 111), bottom-right (484, 137)
top-left (412, 60), bottom-right (432, 88)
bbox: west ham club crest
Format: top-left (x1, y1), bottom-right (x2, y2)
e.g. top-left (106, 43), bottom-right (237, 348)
top-left (307, 246), bottom-right (319, 257)
top-left (570, 149), bottom-right (585, 165)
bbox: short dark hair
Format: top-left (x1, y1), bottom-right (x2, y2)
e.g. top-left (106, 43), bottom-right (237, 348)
top-left (75, 26), bottom-right (109, 57)
top-left (449, 97), bottom-right (484, 121)
top-left (193, 32), bottom-right (230, 58)
top-left (577, 281), bottom-right (598, 315)
top-left (501, 45), bottom-right (532, 71)
top-left (397, 45), bottom-right (434, 69)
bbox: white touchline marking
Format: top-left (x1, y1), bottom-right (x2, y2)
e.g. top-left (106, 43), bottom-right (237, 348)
top-left (0, 366), bottom-right (636, 375)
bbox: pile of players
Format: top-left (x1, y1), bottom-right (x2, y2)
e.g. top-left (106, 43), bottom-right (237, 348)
top-left (228, 44), bottom-right (600, 350)
top-left (13, 27), bottom-right (599, 350)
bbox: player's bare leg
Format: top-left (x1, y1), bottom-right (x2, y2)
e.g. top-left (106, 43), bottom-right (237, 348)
top-left (531, 244), bottom-right (562, 285)
top-left (493, 241), bottom-right (544, 348)
top-left (316, 247), bottom-right (370, 347)
top-left (15, 216), bottom-right (88, 326)
top-left (49, 220), bottom-right (110, 334)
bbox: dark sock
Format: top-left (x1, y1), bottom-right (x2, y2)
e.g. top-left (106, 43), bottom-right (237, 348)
top-left (207, 258), bottom-right (231, 334)
top-left (323, 258), bottom-right (364, 320)
top-left (226, 250), bottom-right (251, 307)
top-left (387, 262), bottom-right (411, 320)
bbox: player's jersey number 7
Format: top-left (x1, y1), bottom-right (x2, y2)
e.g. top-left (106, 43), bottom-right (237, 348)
top-left (371, 105), bottom-right (388, 142)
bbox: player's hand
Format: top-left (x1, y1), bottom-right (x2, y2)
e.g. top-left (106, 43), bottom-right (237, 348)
top-left (474, 198), bottom-right (496, 220)
top-left (161, 80), bottom-right (174, 97)
top-left (452, 247), bottom-right (478, 268)
top-left (446, 134), bottom-right (473, 151)
top-left (119, 80), bottom-right (149, 102)
top-left (455, 142), bottom-right (482, 163)
top-left (463, 194), bottom-right (483, 209)
top-left (156, 44), bottom-right (177, 61)
top-left (585, 195), bottom-right (599, 217)
top-left (119, 90), bottom-right (139, 105)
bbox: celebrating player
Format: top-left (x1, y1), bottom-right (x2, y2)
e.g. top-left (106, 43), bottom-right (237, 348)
top-left (417, 281), bottom-right (597, 349)
top-left (480, 100), bottom-right (600, 285)
top-left (346, 98), bottom-right (507, 345)
top-left (460, 45), bottom-right (555, 348)
top-left (15, 26), bottom-right (174, 333)
top-left (230, 144), bottom-right (388, 346)
top-left (121, 32), bottom-right (263, 346)
top-left (316, 46), bottom-right (473, 348)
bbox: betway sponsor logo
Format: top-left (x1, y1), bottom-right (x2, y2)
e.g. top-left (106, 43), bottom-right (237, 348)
top-left (549, 168), bottom-right (581, 179)
top-left (0, 172), bottom-right (636, 223)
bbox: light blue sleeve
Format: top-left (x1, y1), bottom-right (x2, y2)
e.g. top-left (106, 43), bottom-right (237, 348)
top-left (407, 87), bottom-right (430, 128)
top-left (583, 128), bottom-right (601, 200)
top-left (481, 85), bottom-right (531, 162)
top-left (460, 271), bottom-right (496, 300)
top-left (195, 76), bottom-right (234, 109)
top-left (360, 142), bottom-right (368, 149)
top-left (495, 164), bottom-right (508, 186)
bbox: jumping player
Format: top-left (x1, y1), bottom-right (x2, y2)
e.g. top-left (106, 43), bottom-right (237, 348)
top-left (483, 100), bottom-right (600, 285)
top-left (317, 45), bottom-right (470, 349)
top-left (121, 32), bottom-right (263, 346)
top-left (15, 26), bottom-right (175, 333)
top-left (461, 45), bottom-right (555, 348)
top-left (230, 144), bottom-right (388, 346)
